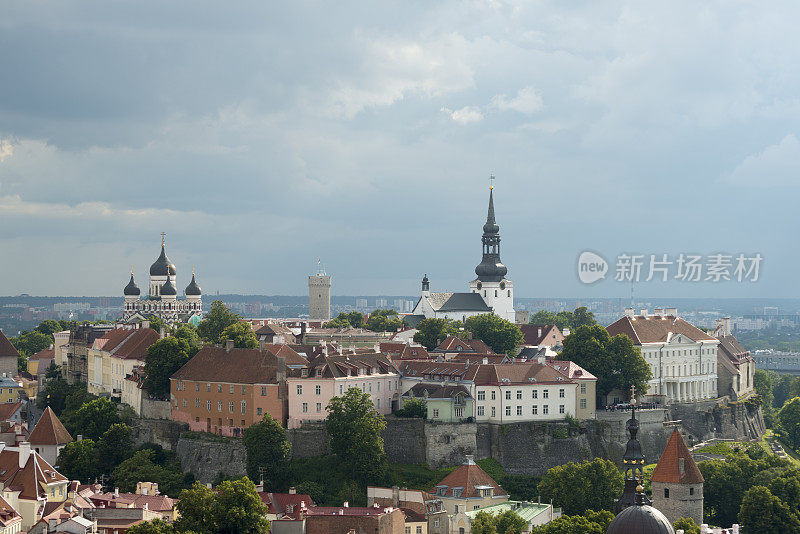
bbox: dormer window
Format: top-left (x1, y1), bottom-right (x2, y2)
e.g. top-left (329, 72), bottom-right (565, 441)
top-left (316, 369), bottom-right (322, 377)
top-left (301, 369), bottom-right (308, 377)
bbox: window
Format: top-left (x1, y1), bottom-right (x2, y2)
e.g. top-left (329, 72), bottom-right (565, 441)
top-left (477, 406), bottom-right (485, 416)
top-left (377, 382), bottom-right (380, 392)
top-left (242, 386), bottom-right (246, 395)
top-left (229, 401), bottom-right (234, 413)
top-left (217, 401), bottom-right (222, 411)
top-left (339, 385), bottom-right (343, 395)
top-left (516, 390), bottom-right (522, 400)
top-left (369, 383), bottom-right (372, 392)
top-left (406, 528), bottom-right (411, 534)
top-left (195, 382), bottom-right (199, 391)
top-left (207, 383), bottom-right (211, 392)
top-left (433, 409), bottom-right (439, 418)
top-left (261, 386), bottom-right (267, 396)
top-left (460, 527), bottom-right (465, 534)
top-left (664, 488), bottom-right (670, 498)
top-left (580, 398), bottom-right (587, 409)
top-left (559, 404), bottom-right (565, 414)
top-left (218, 384), bottom-right (222, 393)
top-left (206, 400), bottom-right (211, 411)
top-left (543, 389), bottom-right (549, 399)
top-left (491, 391), bottom-right (496, 400)
top-left (559, 388), bottom-right (565, 398)
top-left (491, 407), bottom-right (496, 417)
top-left (316, 402), bottom-right (322, 413)
top-left (434, 519), bottom-right (440, 527)
top-left (689, 487), bottom-right (694, 495)
top-left (455, 407), bottom-right (463, 417)
top-left (297, 385), bottom-right (303, 395)
top-left (315, 385), bottom-right (321, 395)
top-left (532, 390), bottom-right (538, 399)
top-left (455, 505), bottom-right (459, 514)
top-left (195, 399), bottom-right (200, 408)
top-left (532, 405), bottom-right (538, 415)
top-left (516, 406), bottom-right (522, 416)
top-left (505, 391), bottom-right (511, 400)
top-left (543, 405), bottom-right (549, 415)
top-left (257, 407), bottom-right (262, 416)
top-left (302, 403), bottom-right (308, 413)
top-left (229, 385), bottom-right (234, 394)
top-left (182, 399), bottom-right (187, 407)
top-left (505, 406), bottom-right (511, 416)
top-left (477, 391), bottom-right (485, 401)
top-left (241, 401), bottom-right (246, 414)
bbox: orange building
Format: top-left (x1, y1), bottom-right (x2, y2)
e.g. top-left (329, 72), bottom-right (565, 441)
top-left (170, 342), bottom-right (308, 435)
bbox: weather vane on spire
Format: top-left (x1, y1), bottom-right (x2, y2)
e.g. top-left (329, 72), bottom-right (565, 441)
top-left (161, 232), bottom-right (166, 246)
top-left (489, 174), bottom-right (495, 190)
top-left (130, 265), bottom-right (134, 276)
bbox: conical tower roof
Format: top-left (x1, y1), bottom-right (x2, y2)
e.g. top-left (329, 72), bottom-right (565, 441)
top-left (29, 406), bottom-right (73, 446)
top-left (150, 244), bottom-right (176, 276)
top-left (160, 274), bottom-right (177, 296)
top-left (651, 430), bottom-right (704, 485)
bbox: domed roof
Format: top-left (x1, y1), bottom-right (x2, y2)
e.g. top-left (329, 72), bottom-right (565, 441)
top-left (160, 275), bottom-right (177, 296)
top-left (185, 273), bottom-right (201, 296)
top-left (475, 258), bottom-right (508, 282)
top-left (150, 245), bottom-right (176, 276)
top-left (123, 274), bottom-right (140, 296)
top-left (607, 502), bottom-right (674, 534)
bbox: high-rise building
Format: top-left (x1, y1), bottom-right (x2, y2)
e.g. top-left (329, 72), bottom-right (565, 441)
top-left (308, 261), bottom-right (332, 321)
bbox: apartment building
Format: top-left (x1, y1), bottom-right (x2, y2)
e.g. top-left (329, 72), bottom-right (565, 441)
top-left (87, 327), bottom-right (159, 398)
top-left (170, 342), bottom-right (309, 434)
top-left (287, 353), bottom-right (398, 428)
top-left (607, 308), bottom-right (719, 403)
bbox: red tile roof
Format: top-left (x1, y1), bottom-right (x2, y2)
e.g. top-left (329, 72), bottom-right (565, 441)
top-left (379, 343), bottom-right (431, 361)
top-left (547, 360), bottom-right (597, 381)
top-left (519, 324), bottom-right (562, 346)
top-left (29, 407), bottom-right (73, 446)
top-left (435, 336), bottom-right (494, 354)
top-left (0, 403), bottom-right (23, 422)
top-left (0, 331), bottom-right (20, 359)
top-left (432, 458), bottom-right (507, 499)
top-left (259, 492), bottom-right (316, 519)
top-left (31, 347), bottom-right (55, 360)
top-left (94, 328), bottom-right (160, 361)
top-left (651, 431), bottom-right (704, 485)
top-left (606, 315), bottom-right (716, 344)
top-left (172, 345), bottom-right (307, 384)
top-left (0, 446), bottom-right (67, 501)
top-left (305, 505), bottom-right (395, 517)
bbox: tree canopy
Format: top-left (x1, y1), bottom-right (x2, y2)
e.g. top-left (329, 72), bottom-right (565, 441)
top-left (175, 479), bottom-right (269, 534)
top-left (197, 300), bottom-right (241, 344)
top-left (324, 311), bottom-right (365, 329)
top-left (243, 413), bottom-right (290, 489)
top-left (464, 313), bottom-right (524, 355)
top-left (779, 397), bottom-right (800, 449)
top-left (530, 307), bottom-right (597, 332)
top-left (364, 309), bottom-right (402, 332)
top-left (62, 397), bottom-right (123, 441)
top-left (144, 337), bottom-right (195, 398)
top-left (529, 510), bottom-right (613, 534)
top-left (738, 485), bottom-right (800, 534)
top-left (559, 325), bottom-right (651, 402)
top-left (220, 321), bottom-right (258, 349)
top-left (537, 458), bottom-right (623, 516)
top-left (413, 318), bottom-right (463, 350)
top-left (326, 387), bottom-right (387, 482)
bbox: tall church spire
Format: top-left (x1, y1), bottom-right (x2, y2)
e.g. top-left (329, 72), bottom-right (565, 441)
top-left (475, 180), bottom-right (507, 282)
top-left (616, 386), bottom-right (651, 513)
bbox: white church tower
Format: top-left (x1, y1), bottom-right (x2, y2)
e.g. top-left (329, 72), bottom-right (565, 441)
top-left (469, 184), bottom-right (515, 322)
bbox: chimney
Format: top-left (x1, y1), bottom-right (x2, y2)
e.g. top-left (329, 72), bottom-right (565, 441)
top-left (640, 309), bottom-right (649, 317)
top-left (666, 307), bottom-right (678, 317)
top-left (624, 308), bottom-right (634, 318)
top-left (77, 435), bottom-right (83, 441)
top-left (467, 331), bottom-right (473, 341)
top-left (159, 327), bottom-right (166, 339)
top-left (392, 486), bottom-right (400, 507)
top-left (343, 501), bottom-right (349, 508)
top-left (538, 328), bottom-right (542, 337)
top-left (277, 356), bottom-right (287, 382)
top-left (142, 320), bottom-right (150, 329)
top-left (114, 488), bottom-right (119, 497)
top-left (289, 486), bottom-right (296, 495)
top-left (654, 308), bottom-right (664, 317)
top-left (18, 442), bottom-right (30, 468)
top-left (226, 339), bottom-right (234, 353)
top-left (482, 357), bottom-right (488, 364)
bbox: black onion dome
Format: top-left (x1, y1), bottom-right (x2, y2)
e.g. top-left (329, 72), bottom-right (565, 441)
top-left (475, 258), bottom-right (508, 281)
top-left (475, 188), bottom-right (508, 282)
top-left (123, 274), bottom-right (140, 296)
top-left (185, 273), bottom-right (201, 296)
top-left (150, 245), bottom-right (177, 276)
top-left (160, 274), bottom-right (177, 296)
top-left (606, 503), bottom-right (674, 534)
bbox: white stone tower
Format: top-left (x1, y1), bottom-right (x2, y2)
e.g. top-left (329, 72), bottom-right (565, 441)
top-left (308, 260), bottom-right (332, 322)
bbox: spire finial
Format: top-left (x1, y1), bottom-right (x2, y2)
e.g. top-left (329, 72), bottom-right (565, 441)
top-left (161, 232), bottom-right (166, 247)
top-left (489, 174), bottom-right (495, 190)
top-left (130, 265), bottom-right (134, 276)
top-left (192, 265), bottom-right (196, 277)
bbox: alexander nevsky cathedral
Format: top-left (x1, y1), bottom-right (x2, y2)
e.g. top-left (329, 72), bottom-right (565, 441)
top-left (121, 236), bottom-right (203, 325)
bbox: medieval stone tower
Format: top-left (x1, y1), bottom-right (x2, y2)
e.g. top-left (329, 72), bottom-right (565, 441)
top-left (308, 261), bottom-right (331, 322)
top-left (650, 430), bottom-right (704, 525)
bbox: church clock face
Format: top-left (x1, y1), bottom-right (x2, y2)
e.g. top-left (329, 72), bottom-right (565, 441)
top-left (500, 282), bottom-right (506, 290)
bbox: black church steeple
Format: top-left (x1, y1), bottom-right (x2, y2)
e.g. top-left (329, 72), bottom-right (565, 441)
top-left (474, 182), bottom-right (508, 283)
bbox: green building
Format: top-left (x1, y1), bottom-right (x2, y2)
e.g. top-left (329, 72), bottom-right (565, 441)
top-left (401, 383), bottom-right (473, 422)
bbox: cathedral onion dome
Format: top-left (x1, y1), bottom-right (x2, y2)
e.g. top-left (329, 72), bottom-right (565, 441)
top-left (150, 245), bottom-right (176, 276)
top-left (123, 274), bottom-right (140, 296)
top-left (160, 274), bottom-right (177, 296)
top-left (185, 273), bottom-right (201, 296)
top-left (606, 489), bottom-right (674, 534)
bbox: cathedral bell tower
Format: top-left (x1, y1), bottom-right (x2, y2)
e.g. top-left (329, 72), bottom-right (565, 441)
top-left (469, 179), bottom-right (515, 322)
top-left (616, 386), bottom-right (651, 513)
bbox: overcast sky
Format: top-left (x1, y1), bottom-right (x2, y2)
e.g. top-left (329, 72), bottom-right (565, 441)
top-left (1, 1), bottom-right (798, 299)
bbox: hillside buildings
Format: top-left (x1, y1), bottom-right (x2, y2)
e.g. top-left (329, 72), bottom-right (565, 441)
top-left (87, 326), bottom-right (159, 398)
top-left (411, 187), bottom-right (515, 323)
top-left (122, 236), bottom-right (202, 326)
top-left (650, 430), bottom-right (704, 525)
top-left (713, 318), bottom-right (755, 399)
top-left (0, 332), bottom-right (20, 380)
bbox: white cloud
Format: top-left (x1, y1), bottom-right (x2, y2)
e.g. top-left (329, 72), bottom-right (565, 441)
top-left (0, 140), bottom-right (12, 162)
top-left (490, 86), bottom-right (543, 115)
top-left (441, 105), bottom-right (484, 124)
top-left (724, 134), bottom-right (800, 187)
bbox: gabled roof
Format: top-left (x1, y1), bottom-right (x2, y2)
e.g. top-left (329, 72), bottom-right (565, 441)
top-left (172, 347), bottom-right (284, 384)
top-left (717, 334), bottom-right (751, 365)
top-left (519, 324), bottom-right (562, 346)
top-left (403, 383), bottom-right (472, 400)
top-left (0, 494), bottom-right (21, 527)
top-left (31, 347), bottom-right (55, 361)
top-left (435, 336), bottom-right (494, 354)
top-left (93, 328), bottom-right (160, 360)
top-left (29, 407), bottom-right (73, 446)
top-left (259, 492), bottom-right (316, 519)
top-left (255, 323), bottom-right (295, 337)
top-left (547, 360), bottom-right (597, 381)
top-left (0, 331), bottom-right (20, 359)
top-left (0, 403), bottom-right (23, 422)
top-left (307, 353), bottom-right (397, 379)
top-left (606, 315), bottom-right (716, 345)
top-left (0, 446), bottom-right (68, 501)
top-left (651, 431), bottom-right (704, 485)
top-left (379, 343), bottom-right (431, 361)
top-left (424, 293), bottom-right (492, 313)
top-left (433, 457), bottom-right (507, 499)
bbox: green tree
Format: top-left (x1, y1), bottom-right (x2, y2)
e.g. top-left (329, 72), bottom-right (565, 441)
top-left (144, 337), bottom-right (194, 398)
top-left (175, 482), bottom-right (215, 533)
top-left (326, 388), bottom-right (387, 482)
top-left (10, 330), bottom-right (52, 356)
top-left (754, 369), bottom-right (774, 409)
top-left (96, 423), bottom-right (133, 475)
top-left (144, 315), bottom-right (168, 335)
top-left (365, 309), bottom-right (402, 332)
top-left (294, 481), bottom-right (324, 503)
top-left (773, 373), bottom-right (798, 409)
top-left (529, 513), bottom-right (609, 534)
top-left (537, 458), bottom-right (624, 515)
top-left (324, 311), bottom-right (365, 329)
top-left (197, 300), bottom-right (241, 344)
top-left (531, 310), bottom-right (562, 328)
top-left (174, 324), bottom-right (202, 354)
top-left (45, 362), bottom-right (61, 380)
top-left (64, 397), bottom-right (122, 441)
top-left (673, 517), bottom-right (700, 534)
top-left (739, 485), bottom-right (800, 534)
top-left (779, 397), bottom-right (800, 449)
top-left (470, 511), bottom-right (498, 534)
top-left (413, 318), bottom-right (463, 350)
top-left (126, 519), bottom-right (176, 534)
top-left (495, 509), bottom-right (528, 533)
top-left (243, 414), bottom-right (290, 489)
top-left (112, 449), bottom-right (185, 497)
top-left (56, 439), bottom-right (100, 482)
top-left (394, 398), bottom-right (427, 418)
top-left (559, 325), bottom-right (651, 402)
top-left (210, 478), bottom-right (270, 534)
top-left (464, 314), bottom-right (524, 355)
top-left (35, 320), bottom-right (63, 337)
top-left (571, 307), bottom-right (597, 329)
top-left (220, 321), bottom-right (258, 349)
